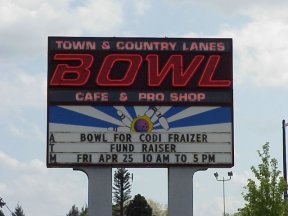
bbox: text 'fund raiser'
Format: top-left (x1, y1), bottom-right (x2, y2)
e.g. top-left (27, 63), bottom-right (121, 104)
top-left (47, 37), bottom-right (233, 168)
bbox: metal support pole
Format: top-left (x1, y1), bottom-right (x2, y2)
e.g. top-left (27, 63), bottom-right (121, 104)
top-left (222, 177), bottom-right (226, 216)
top-left (74, 167), bottom-right (112, 216)
top-left (283, 119), bottom-right (288, 199)
top-left (214, 172), bottom-right (232, 216)
top-left (168, 167), bottom-right (207, 216)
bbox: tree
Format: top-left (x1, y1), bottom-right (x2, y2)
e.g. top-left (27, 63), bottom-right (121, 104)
top-left (113, 168), bottom-right (132, 216)
top-left (0, 198), bottom-right (5, 208)
top-left (0, 209), bottom-right (5, 216)
top-left (147, 199), bottom-right (167, 216)
top-left (112, 204), bottom-right (120, 215)
top-left (80, 205), bottom-right (88, 216)
top-left (12, 204), bottom-right (25, 216)
top-left (66, 205), bottom-right (80, 216)
top-left (126, 194), bottom-right (152, 216)
top-left (237, 142), bottom-right (288, 215)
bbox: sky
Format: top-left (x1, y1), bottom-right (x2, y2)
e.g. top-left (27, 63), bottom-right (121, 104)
top-left (1, 0), bottom-right (288, 215)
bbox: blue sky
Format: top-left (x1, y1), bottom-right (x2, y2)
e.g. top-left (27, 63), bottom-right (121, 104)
top-left (1, 0), bottom-right (288, 215)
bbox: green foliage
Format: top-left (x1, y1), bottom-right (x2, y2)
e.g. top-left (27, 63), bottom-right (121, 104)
top-left (12, 204), bottom-right (25, 216)
top-left (113, 168), bottom-right (132, 216)
top-left (66, 205), bottom-right (80, 216)
top-left (112, 204), bottom-right (120, 215)
top-left (80, 205), bottom-right (88, 216)
top-left (237, 142), bottom-right (288, 216)
top-left (126, 194), bottom-right (152, 216)
top-left (67, 204), bottom-right (87, 216)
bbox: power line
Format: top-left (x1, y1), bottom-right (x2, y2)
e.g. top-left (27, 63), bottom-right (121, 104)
top-left (0, 197), bottom-right (13, 215)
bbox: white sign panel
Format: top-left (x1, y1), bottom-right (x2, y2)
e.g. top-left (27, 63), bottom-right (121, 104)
top-left (47, 105), bottom-right (233, 167)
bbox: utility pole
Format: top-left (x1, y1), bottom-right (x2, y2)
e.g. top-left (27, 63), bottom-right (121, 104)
top-left (283, 120), bottom-right (288, 199)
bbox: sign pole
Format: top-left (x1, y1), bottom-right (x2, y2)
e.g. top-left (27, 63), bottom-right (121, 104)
top-left (283, 119), bottom-right (288, 199)
top-left (168, 167), bottom-right (207, 216)
top-left (74, 167), bottom-right (112, 216)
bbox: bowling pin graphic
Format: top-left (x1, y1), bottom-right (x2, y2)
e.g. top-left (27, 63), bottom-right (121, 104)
top-left (108, 126), bottom-right (131, 132)
top-left (117, 110), bottom-right (132, 127)
top-left (156, 111), bottom-right (169, 131)
top-left (144, 106), bottom-right (160, 118)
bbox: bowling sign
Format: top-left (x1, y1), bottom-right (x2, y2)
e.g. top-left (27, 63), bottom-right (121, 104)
top-left (47, 37), bottom-right (232, 106)
top-left (47, 37), bottom-right (233, 168)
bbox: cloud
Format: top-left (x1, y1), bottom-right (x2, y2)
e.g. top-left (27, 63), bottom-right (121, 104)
top-left (0, 150), bottom-right (45, 173)
top-left (231, 170), bottom-right (253, 186)
top-left (223, 8), bottom-right (288, 87)
top-left (0, 0), bottom-right (125, 59)
top-left (0, 151), bottom-right (19, 169)
top-left (0, 151), bottom-right (87, 216)
top-left (0, 183), bottom-right (9, 194)
top-left (1, 1), bottom-right (288, 216)
top-left (0, 66), bottom-right (46, 111)
top-left (7, 120), bottom-right (46, 144)
top-left (183, 5), bottom-right (288, 88)
top-left (172, 0), bottom-right (288, 15)
top-left (132, 0), bottom-right (151, 16)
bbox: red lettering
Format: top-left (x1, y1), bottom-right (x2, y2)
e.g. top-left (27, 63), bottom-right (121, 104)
top-left (199, 55), bottom-right (231, 87)
top-left (96, 54), bottom-right (142, 86)
top-left (49, 53), bottom-right (230, 88)
top-left (146, 54), bottom-right (205, 87)
top-left (49, 54), bottom-right (93, 86)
